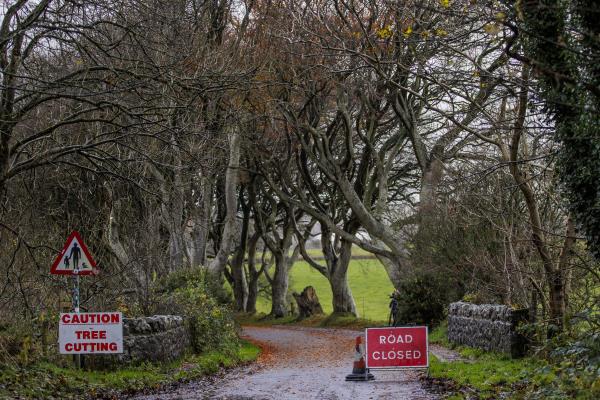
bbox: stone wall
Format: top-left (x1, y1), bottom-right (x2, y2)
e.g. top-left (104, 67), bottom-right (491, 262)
top-left (447, 302), bottom-right (529, 358)
top-left (87, 315), bottom-right (191, 368)
top-left (121, 315), bottom-right (190, 364)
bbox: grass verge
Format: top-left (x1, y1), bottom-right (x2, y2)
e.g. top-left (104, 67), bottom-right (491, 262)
top-left (0, 340), bottom-right (260, 400)
top-left (428, 350), bottom-right (544, 399)
top-left (428, 321), bottom-right (450, 347)
top-left (426, 324), bottom-right (560, 399)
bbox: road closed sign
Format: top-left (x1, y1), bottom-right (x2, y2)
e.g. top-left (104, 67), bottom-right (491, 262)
top-left (365, 326), bottom-right (428, 369)
top-left (59, 312), bottom-right (123, 354)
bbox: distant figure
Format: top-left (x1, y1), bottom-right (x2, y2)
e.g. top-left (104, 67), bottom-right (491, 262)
top-left (69, 243), bottom-right (81, 270)
top-left (388, 290), bottom-right (401, 326)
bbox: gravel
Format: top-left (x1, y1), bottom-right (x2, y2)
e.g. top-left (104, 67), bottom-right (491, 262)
top-left (131, 325), bottom-right (439, 400)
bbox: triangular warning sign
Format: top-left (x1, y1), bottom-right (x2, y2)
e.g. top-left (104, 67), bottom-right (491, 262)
top-left (50, 231), bottom-right (98, 275)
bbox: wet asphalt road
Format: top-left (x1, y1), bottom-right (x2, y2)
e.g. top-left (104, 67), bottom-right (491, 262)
top-left (132, 326), bottom-right (439, 400)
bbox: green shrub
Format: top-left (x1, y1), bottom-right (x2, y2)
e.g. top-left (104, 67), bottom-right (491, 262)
top-left (526, 331), bottom-right (600, 399)
top-left (394, 273), bottom-right (458, 328)
top-left (155, 268), bottom-right (239, 355)
top-left (0, 324), bottom-right (20, 363)
top-left (155, 267), bottom-right (231, 304)
top-left (0, 315), bottom-right (54, 366)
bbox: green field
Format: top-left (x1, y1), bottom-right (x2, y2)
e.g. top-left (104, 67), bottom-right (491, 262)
top-left (302, 246), bottom-right (375, 258)
top-left (255, 258), bottom-right (394, 321)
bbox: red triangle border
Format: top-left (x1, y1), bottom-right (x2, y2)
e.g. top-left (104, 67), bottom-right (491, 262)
top-left (50, 231), bottom-right (98, 275)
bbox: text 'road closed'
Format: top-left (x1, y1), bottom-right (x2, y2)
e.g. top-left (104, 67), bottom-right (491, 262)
top-left (365, 326), bottom-right (428, 369)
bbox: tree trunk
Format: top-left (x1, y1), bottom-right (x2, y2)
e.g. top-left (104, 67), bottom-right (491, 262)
top-left (104, 191), bottom-right (146, 291)
top-left (188, 177), bottom-right (212, 267)
top-left (560, 218), bottom-right (576, 319)
top-left (0, 130), bottom-right (9, 196)
top-left (231, 196), bottom-right (250, 311)
top-left (232, 260), bottom-right (249, 312)
top-left (208, 128), bottom-right (240, 279)
top-left (329, 240), bottom-right (357, 315)
top-left (166, 126), bottom-right (187, 271)
top-left (245, 233), bottom-right (261, 314)
top-left (106, 199), bottom-right (131, 268)
top-left (547, 218), bottom-right (576, 334)
top-left (499, 66), bottom-right (566, 336)
top-left (330, 272), bottom-right (356, 315)
top-left (147, 141), bottom-right (186, 272)
top-left (375, 254), bottom-right (403, 289)
top-left (300, 226), bottom-right (358, 316)
top-left (246, 276), bottom-right (259, 314)
top-left (168, 231), bottom-right (185, 271)
top-left (255, 202), bottom-right (299, 318)
top-left (270, 252), bottom-right (290, 318)
top-left (529, 287), bottom-right (537, 324)
top-left (293, 286), bottom-right (324, 319)
top-left (419, 158), bottom-right (443, 214)
top-left (547, 268), bottom-right (565, 336)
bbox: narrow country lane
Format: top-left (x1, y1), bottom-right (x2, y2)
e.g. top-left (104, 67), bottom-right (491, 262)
top-left (132, 326), bottom-right (438, 400)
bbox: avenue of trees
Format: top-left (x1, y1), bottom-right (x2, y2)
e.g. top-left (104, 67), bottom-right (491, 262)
top-left (1, 0), bottom-right (598, 348)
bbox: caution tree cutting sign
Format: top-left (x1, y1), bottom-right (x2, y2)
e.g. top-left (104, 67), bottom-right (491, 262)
top-left (50, 231), bottom-right (98, 275)
top-left (59, 312), bottom-right (123, 354)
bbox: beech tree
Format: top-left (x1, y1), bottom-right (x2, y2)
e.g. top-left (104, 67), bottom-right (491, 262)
top-left (1, 0), bottom-right (597, 343)
top-left (0, 0), bottom-right (254, 315)
top-left (252, 0), bottom-right (510, 290)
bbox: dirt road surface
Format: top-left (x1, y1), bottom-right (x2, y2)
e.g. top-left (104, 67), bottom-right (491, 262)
top-left (132, 326), bottom-right (439, 400)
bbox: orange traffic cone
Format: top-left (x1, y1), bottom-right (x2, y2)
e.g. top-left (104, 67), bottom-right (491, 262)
top-left (345, 336), bottom-right (375, 381)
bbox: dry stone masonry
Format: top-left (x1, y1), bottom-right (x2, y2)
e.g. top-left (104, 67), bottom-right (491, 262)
top-left (447, 302), bottom-right (529, 358)
top-left (122, 315), bottom-right (190, 363)
top-left (87, 315), bottom-right (191, 369)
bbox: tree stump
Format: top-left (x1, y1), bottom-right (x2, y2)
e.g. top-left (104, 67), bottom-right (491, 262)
top-left (293, 286), bottom-right (324, 320)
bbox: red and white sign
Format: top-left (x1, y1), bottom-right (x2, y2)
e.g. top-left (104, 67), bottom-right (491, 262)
top-left (50, 231), bottom-right (98, 275)
top-left (59, 312), bottom-right (123, 354)
top-left (365, 326), bottom-right (428, 369)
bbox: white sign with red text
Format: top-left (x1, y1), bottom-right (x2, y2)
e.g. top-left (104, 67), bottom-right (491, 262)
top-left (59, 312), bottom-right (123, 354)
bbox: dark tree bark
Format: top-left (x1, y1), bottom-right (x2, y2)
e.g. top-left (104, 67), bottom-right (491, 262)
top-left (188, 177), bottom-right (212, 267)
top-left (244, 233), bottom-right (261, 314)
top-left (230, 187), bottom-right (250, 311)
top-left (208, 129), bottom-right (240, 279)
top-left (270, 250), bottom-right (291, 318)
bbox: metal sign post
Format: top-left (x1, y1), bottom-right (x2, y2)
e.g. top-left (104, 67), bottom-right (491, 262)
top-left (50, 232), bottom-right (99, 370)
top-left (73, 270), bottom-right (80, 313)
top-left (72, 268), bottom-right (82, 368)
